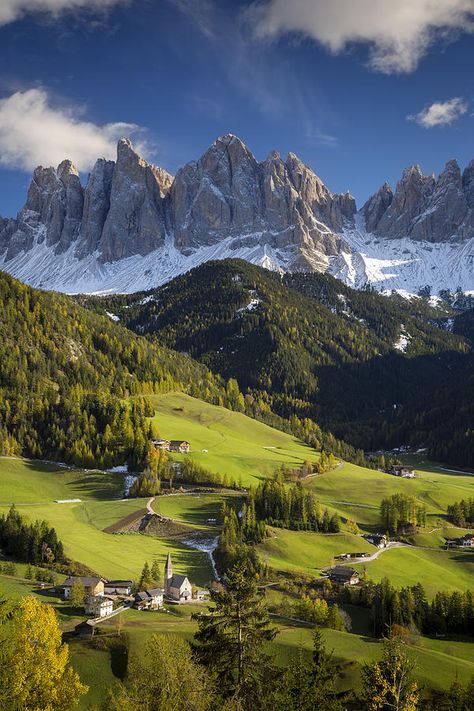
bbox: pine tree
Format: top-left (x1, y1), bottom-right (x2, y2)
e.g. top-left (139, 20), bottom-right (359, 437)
top-left (274, 629), bottom-right (342, 710)
top-left (138, 562), bottom-right (153, 590)
top-left (151, 559), bottom-right (161, 585)
top-left (192, 563), bottom-right (277, 707)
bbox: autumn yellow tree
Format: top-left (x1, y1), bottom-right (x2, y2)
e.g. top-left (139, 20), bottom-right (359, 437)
top-left (107, 633), bottom-right (215, 710)
top-left (361, 635), bottom-right (419, 711)
top-left (0, 596), bottom-right (88, 710)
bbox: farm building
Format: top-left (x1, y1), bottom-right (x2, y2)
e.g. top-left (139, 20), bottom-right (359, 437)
top-left (327, 566), bottom-right (359, 585)
top-left (104, 580), bottom-right (133, 596)
top-left (388, 465), bottom-right (415, 478)
top-left (169, 440), bottom-right (191, 453)
top-left (85, 595), bottom-right (113, 618)
top-left (135, 588), bottom-right (164, 610)
top-left (446, 534), bottom-right (474, 548)
top-left (363, 533), bottom-right (388, 548)
top-left (164, 553), bottom-right (193, 601)
top-left (153, 439), bottom-right (171, 450)
top-left (61, 576), bottom-right (105, 599)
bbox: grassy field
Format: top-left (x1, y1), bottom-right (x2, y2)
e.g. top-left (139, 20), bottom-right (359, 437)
top-left (150, 392), bottom-right (321, 486)
top-left (353, 546), bottom-right (474, 597)
top-left (0, 457), bottom-right (221, 583)
top-left (0, 456), bottom-right (123, 505)
top-left (69, 605), bottom-right (474, 707)
top-left (258, 528), bottom-right (374, 575)
top-left (305, 458), bottom-right (474, 528)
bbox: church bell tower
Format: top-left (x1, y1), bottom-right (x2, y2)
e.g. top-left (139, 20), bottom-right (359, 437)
top-left (164, 553), bottom-right (172, 595)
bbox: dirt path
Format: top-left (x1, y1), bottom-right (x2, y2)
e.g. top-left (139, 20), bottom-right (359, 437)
top-left (146, 496), bottom-right (156, 514)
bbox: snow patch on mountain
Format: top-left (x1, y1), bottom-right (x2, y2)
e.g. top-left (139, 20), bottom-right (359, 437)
top-left (0, 232), bottom-right (290, 294)
top-left (393, 326), bottom-right (411, 353)
top-left (329, 216), bottom-right (474, 295)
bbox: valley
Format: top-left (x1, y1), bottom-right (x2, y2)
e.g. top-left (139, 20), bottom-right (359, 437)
top-left (1, 393), bottom-right (472, 707)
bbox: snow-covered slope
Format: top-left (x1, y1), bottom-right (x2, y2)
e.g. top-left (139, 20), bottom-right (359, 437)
top-left (329, 215), bottom-right (474, 295)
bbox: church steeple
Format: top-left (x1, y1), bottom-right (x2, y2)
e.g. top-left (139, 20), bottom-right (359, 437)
top-left (164, 553), bottom-right (172, 595)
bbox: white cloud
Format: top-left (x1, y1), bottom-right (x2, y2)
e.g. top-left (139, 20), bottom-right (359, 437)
top-left (408, 97), bottom-right (468, 128)
top-left (0, 89), bottom-right (148, 172)
top-left (250, 0), bottom-right (474, 74)
top-left (0, 0), bottom-right (126, 26)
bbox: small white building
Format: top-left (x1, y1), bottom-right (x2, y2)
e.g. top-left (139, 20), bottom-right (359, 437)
top-left (85, 595), bottom-right (113, 618)
top-left (134, 588), bottom-right (164, 610)
top-left (388, 465), bottom-right (415, 478)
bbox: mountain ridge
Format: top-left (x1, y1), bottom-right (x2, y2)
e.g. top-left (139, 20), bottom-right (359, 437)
top-left (1, 134), bottom-right (474, 294)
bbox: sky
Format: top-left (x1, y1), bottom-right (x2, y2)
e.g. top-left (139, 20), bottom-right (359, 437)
top-left (0, 0), bottom-right (474, 217)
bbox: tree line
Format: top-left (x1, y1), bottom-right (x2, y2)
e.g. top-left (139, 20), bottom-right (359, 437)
top-left (380, 493), bottom-right (427, 534)
top-left (342, 577), bottom-right (474, 638)
top-left (447, 498), bottom-right (474, 528)
top-left (0, 505), bottom-right (64, 565)
top-left (250, 477), bottom-right (340, 532)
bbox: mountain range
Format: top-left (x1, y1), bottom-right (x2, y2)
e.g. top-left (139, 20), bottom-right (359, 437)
top-left (1, 134), bottom-right (474, 295)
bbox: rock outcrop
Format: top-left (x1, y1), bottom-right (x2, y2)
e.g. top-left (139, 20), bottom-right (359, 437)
top-left (363, 160), bottom-right (474, 242)
top-left (0, 133), bottom-right (356, 272)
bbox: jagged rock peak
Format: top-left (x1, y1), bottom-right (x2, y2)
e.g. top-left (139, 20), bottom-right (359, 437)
top-left (364, 158), bottom-right (474, 242)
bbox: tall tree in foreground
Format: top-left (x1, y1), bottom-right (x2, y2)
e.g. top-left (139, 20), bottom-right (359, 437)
top-left (192, 563), bottom-right (277, 708)
top-left (106, 633), bottom-right (214, 711)
top-left (274, 628), bottom-right (343, 710)
top-left (0, 596), bottom-right (87, 710)
top-left (362, 635), bottom-right (419, 711)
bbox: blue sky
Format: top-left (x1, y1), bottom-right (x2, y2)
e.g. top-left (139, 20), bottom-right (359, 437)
top-left (0, 0), bottom-right (474, 217)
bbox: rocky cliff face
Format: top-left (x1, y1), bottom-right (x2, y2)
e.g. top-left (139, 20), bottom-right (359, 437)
top-left (0, 133), bottom-right (355, 272)
top-left (2, 134), bottom-right (474, 295)
top-left (363, 159), bottom-right (474, 242)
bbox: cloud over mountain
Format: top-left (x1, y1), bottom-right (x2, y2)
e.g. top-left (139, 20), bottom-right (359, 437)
top-left (0, 88), bottom-right (147, 171)
top-left (251, 0), bottom-right (474, 74)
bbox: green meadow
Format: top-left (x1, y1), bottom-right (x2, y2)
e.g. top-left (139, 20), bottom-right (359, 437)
top-left (0, 398), bottom-right (473, 705)
top-left (150, 392), bottom-right (321, 486)
top-left (258, 529), bottom-right (374, 575)
top-left (305, 458), bottom-right (474, 527)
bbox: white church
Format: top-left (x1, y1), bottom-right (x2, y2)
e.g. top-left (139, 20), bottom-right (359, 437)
top-left (164, 553), bottom-right (193, 602)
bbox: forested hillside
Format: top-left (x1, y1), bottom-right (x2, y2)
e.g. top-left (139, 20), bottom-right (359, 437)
top-left (83, 259), bottom-right (474, 466)
top-left (0, 270), bottom-right (363, 469)
top-left (0, 271), bottom-right (228, 467)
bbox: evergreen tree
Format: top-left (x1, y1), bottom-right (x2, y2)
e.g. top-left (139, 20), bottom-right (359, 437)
top-left (151, 559), bottom-right (161, 585)
top-left (192, 564), bottom-right (277, 707)
top-left (138, 562), bottom-right (153, 590)
top-left (274, 629), bottom-right (342, 710)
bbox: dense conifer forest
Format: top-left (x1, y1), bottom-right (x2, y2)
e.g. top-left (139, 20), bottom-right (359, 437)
top-left (84, 259), bottom-right (474, 467)
top-left (0, 270), bottom-right (366, 469)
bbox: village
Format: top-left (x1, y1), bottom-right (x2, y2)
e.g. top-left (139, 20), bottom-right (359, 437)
top-left (58, 553), bottom-right (209, 638)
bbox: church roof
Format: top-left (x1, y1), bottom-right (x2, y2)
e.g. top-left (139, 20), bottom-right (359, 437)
top-left (169, 574), bottom-right (189, 588)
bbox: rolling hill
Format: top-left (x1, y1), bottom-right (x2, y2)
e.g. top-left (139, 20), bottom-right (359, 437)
top-left (83, 259), bottom-right (474, 466)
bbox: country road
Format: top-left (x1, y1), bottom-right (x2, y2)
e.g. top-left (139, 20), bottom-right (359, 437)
top-left (146, 496), bottom-right (156, 514)
top-left (350, 541), bottom-right (406, 563)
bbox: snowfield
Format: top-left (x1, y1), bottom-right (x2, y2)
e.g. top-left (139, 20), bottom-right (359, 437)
top-left (1, 214), bottom-right (473, 296)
